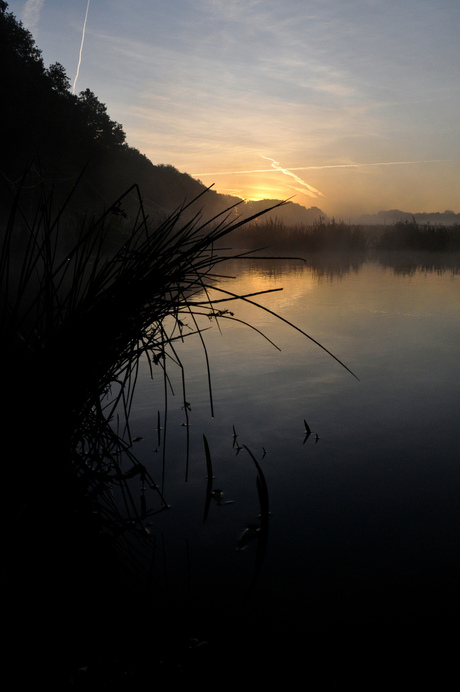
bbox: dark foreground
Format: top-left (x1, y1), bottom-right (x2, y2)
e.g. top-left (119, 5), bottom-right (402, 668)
top-left (5, 508), bottom-right (458, 691)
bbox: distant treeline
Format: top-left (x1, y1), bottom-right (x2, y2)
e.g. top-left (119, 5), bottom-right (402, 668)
top-left (374, 218), bottom-right (460, 252)
top-left (228, 217), bottom-right (368, 252)
top-left (357, 209), bottom-right (460, 227)
top-left (227, 216), bottom-right (460, 254)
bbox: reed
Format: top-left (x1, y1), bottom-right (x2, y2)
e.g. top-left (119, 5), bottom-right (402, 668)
top-left (375, 218), bottom-right (460, 252)
top-left (1, 170), bottom-right (292, 540)
top-left (1, 168), bottom-right (365, 684)
top-left (1, 169), bottom-right (360, 622)
top-left (228, 216), bottom-right (369, 253)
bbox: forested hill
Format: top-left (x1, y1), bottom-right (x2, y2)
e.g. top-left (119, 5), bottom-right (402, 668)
top-left (0, 2), bottom-right (242, 224)
top-left (0, 2), bottom-right (329, 230)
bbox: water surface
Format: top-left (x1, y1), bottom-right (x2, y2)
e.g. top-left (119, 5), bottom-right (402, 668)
top-left (122, 253), bottom-right (460, 680)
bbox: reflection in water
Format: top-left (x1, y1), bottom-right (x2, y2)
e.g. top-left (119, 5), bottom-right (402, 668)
top-left (236, 251), bottom-right (365, 283)
top-left (237, 250), bottom-right (460, 281)
top-left (377, 250), bottom-right (460, 276)
top-left (122, 252), bottom-right (460, 684)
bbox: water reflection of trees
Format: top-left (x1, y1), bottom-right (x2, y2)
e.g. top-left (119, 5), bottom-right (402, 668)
top-left (240, 250), bottom-right (460, 281)
top-left (305, 252), bottom-right (365, 280)
top-left (238, 252), bottom-right (366, 281)
top-left (376, 251), bottom-right (460, 276)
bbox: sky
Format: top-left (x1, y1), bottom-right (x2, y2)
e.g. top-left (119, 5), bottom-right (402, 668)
top-left (9, 0), bottom-right (460, 218)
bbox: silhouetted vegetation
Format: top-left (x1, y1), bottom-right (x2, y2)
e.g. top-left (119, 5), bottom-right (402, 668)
top-left (2, 168), bottom-right (296, 687)
top-left (227, 216), bottom-right (369, 253)
top-left (375, 218), bottom-right (460, 252)
top-left (2, 2), bottom-right (460, 686)
top-left (1, 2), bottom-right (124, 172)
top-left (226, 215), bottom-right (460, 256)
top-left (1, 8), bottom-right (354, 684)
top-left (0, 2), bottom-right (237, 226)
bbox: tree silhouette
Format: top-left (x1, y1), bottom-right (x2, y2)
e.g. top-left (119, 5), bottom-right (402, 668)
top-left (77, 88), bottom-right (126, 146)
top-left (0, 2), bottom-right (232, 223)
top-left (46, 61), bottom-right (72, 95)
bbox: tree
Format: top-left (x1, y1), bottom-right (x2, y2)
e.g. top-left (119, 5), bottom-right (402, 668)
top-left (77, 88), bottom-right (126, 146)
top-left (0, 1), bottom-right (43, 67)
top-left (46, 61), bottom-right (72, 95)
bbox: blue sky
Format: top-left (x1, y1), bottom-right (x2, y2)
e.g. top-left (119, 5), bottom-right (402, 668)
top-left (9, 0), bottom-right (460, 217)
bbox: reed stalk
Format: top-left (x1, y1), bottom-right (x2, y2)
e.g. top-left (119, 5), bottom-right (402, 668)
top-left (1, 169), bottom-right (361, 683)
top-left (1, 168), bottom-right (359, 584)
top-left (1, 171), bottom-right (290, 542)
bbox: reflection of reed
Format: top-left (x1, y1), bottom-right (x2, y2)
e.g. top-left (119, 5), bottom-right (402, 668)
top-left (236, 252), bottom-right (367, 280)
top-left (230, 251), bottom-right (460, 284)
top-left (377, 251), bottom-right (460, 276)
top-left (242, 445), bottom-right (270, 599)
top-left (202, 431), bottom-right (270, 596)
top-left (203, 434), bottom-right (214, 523)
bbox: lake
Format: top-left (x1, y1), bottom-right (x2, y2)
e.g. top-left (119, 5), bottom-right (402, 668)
top-left (114, 252), bottom-right (460, 684)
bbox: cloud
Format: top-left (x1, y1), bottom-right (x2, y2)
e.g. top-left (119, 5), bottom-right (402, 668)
top-left (22, 0), bottom-right (45, 36)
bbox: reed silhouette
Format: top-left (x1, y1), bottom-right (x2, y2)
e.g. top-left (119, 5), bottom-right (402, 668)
top-left (0, 171), bottom-right (293, 682)
top-left (1, 169), bottom-right (358, 685)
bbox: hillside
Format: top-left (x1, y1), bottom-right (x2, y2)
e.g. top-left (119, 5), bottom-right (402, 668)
top-left (234, 199), bottom-right (327, 225)
top-left (0, 3), bottom-right (329, 232)
top-left (3, 2), bottom-right (455, 243)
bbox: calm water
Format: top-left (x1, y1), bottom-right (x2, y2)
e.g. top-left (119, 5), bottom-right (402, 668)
top-left (119, 253), bottom-right (460, 680)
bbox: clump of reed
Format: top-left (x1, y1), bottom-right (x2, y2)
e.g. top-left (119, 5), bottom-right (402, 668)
top-left (0, 171), bottom-right (300, 681)
top-left (229, 216), bottom-right (369, 253)
top-left (0, 170), bottom-right (290, 539)
top-left (2, 165), bottom-right (359, 607)
top-left (375, 218), bottom-right (460, 252)
top-left (1, 168), bottom-right (364, 684)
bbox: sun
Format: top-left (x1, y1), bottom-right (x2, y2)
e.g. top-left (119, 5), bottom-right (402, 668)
top-left (213, 177), bottom-right (290, 203)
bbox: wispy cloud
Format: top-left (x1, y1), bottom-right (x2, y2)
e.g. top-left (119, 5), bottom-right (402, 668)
top-left (72, 0), bottom-right (91, 95)
top-left (22, 0), bottom-right (45, 36)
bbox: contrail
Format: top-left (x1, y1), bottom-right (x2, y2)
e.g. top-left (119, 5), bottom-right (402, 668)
top-left (260, 155), bottom-right (324, 198)
top-left (193, 159), bottom-right (446, 177)
top-left (72, 0), bottom-right (91, 95)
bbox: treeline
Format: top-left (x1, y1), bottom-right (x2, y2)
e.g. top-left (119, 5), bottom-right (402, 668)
top-left (1, 1), bottom-right (125, 176)
top-left (228, 217), bottom-right (370, 253)
top-left (375, 218), bottom-right (460, 252)
top-left (226, 216), bottom-right (460, 254)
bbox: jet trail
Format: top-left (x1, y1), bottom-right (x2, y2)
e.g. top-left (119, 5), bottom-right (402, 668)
top-left (193, 159), bottom-right (446, 177)
top-left (72, 0), bottom-right (91, 95)
top-left (260, 155), bottom-right (324, 198)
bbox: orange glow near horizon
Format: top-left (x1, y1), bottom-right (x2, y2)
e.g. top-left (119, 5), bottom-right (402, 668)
top-left (189, 157), bottom-right (458, 218)
top-left (196, 169), bottom-right (316, 206)
top-left (206, 258), bottom-right (318, 321)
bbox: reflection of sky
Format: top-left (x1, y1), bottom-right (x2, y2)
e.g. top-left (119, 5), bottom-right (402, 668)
top-left (123, 258), bottom-right (460, 635)
top-left (133, 256), bottom-right (460, 461)
top-left (11, 0), bottom-right (460, 217)
top-left (119, 257), bottom-right (460, 672)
